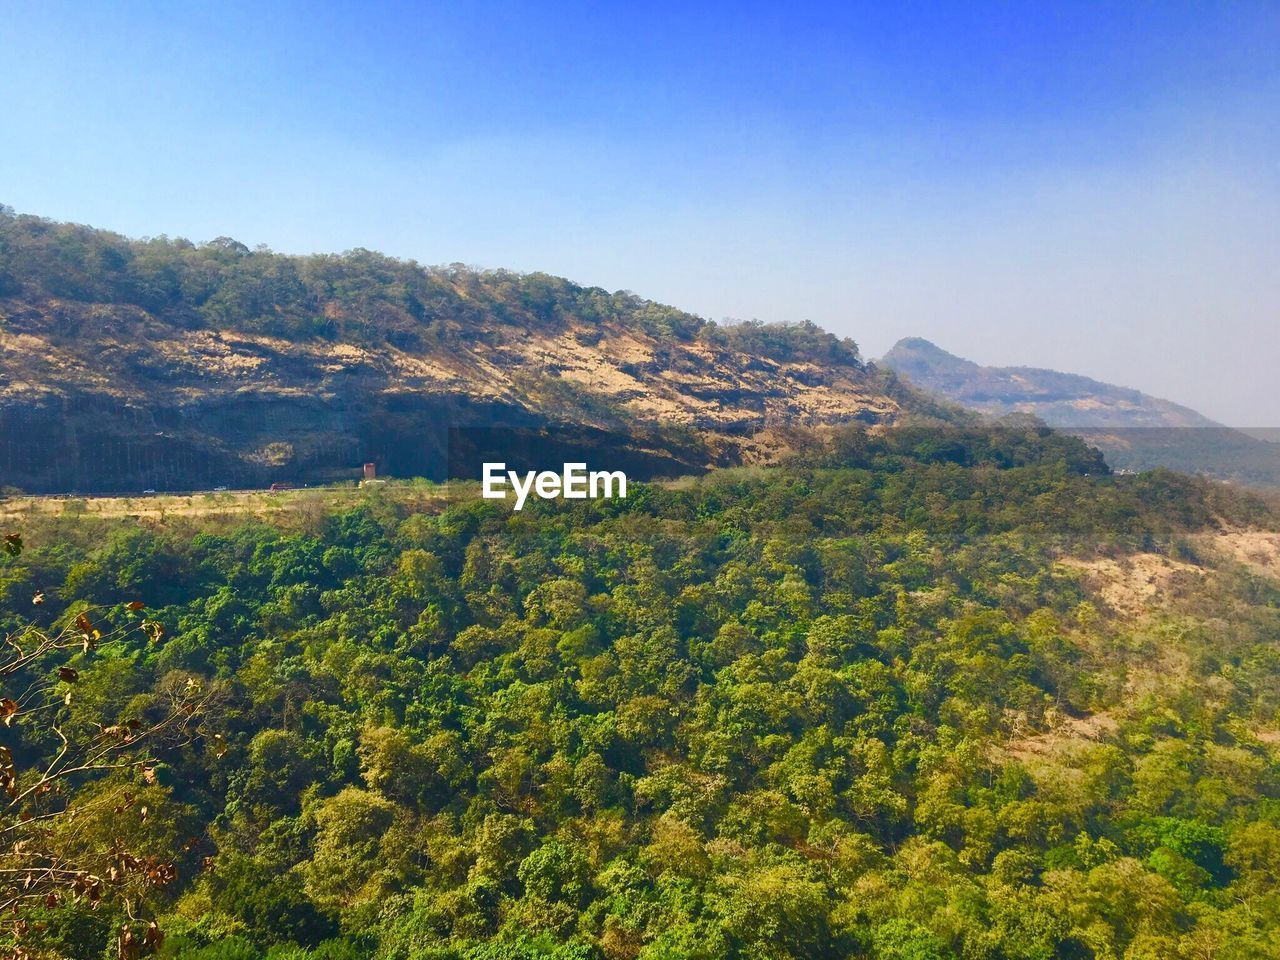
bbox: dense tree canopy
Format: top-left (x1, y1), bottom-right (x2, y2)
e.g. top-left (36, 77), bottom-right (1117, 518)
top-left (0, 208), bottom-right (858, 366)
top-left (2, 429), bottom-right (1279, 959)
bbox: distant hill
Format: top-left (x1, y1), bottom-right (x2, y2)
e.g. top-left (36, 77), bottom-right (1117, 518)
top-left (0, 208), bottom-right (937, 493)
top-left (880, 337), bottom-right (1280, 486)
top-left (881, 336), bottom-right (1219, 428)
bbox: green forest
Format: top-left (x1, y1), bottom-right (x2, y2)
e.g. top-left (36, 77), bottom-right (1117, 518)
top-left (0, 207), bottom-right (857, 367)
top-left (3, 427), bottom-right (1280, 960)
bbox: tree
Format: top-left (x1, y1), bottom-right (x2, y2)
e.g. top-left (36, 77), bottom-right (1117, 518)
top-left (0, 533), bottom-right (213, 959)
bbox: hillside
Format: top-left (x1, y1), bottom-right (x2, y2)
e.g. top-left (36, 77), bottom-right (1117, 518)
top-left (4, 431), bottom-right (1280, 960)
top-left (881, 337), bottom-right (1216, 429)
top-left (881, 337), bottom-right (1280, 486)
top-left (0, 209), bottom-right (922, 494)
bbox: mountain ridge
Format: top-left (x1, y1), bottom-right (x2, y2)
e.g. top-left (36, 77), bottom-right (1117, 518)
top-left (881, 336), bottom-right (1220, 429)
top-left (0, 209), bottom-right (931, 493)
top-left (880, 336), bottom-right (1280, 486)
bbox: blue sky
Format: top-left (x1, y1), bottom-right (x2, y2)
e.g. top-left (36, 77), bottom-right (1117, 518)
top-left (2, 1), bottom-right (1277, 423)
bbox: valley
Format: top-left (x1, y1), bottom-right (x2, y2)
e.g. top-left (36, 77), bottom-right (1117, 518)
top-left (3, 211), bottom-right (1280, 960)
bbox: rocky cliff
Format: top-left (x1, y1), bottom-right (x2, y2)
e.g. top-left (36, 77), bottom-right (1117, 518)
top-left (0, 211), bottom-right (913, 492)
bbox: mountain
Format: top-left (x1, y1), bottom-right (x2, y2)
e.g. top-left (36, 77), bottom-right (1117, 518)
top-left (880, 337), bottom-right (1218, 429)
top-left (0, 209), bottom-right (925, 493)
top-left (10, 220), bottom-right (1280, 960)
top-left (881, 337), bottom-right (1280, 486)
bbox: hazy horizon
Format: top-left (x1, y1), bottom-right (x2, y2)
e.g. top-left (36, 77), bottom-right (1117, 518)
top-left (2, 2), bottom-right (1277, 425)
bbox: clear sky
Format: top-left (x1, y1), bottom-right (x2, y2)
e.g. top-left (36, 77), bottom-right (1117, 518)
top-left (2, 1), bottom-right (1277, 424)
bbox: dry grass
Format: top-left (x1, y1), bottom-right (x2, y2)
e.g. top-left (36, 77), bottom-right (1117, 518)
top-left (1002, 709), bottom-right (1120, 764)
top-left (0, 484), bottom-right (448, 525)
top-left (1020, 533), bottom-right (1280, 766)
top-left (1057, 552), bottom-right (1205, 619)
top-left (1199, 529), bottom-right (1280, 581)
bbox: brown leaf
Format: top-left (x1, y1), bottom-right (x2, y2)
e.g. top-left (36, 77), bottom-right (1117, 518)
top-left (58, 667), bottom-right (78, 683)
top-left (31, 591), bottom-right (44, 606)
top-left (126, 600), bottom-right (145, 611)
top-left (75, 612), bottom-right (94, 634)
top-left (0, 699), bottom-right (18, 725)
top-left (2, 533), bottom-right (21, 557)
top-left (117, 923), bottom-right (138, 960)
top-left (0, 744), bottom-right (15, 767)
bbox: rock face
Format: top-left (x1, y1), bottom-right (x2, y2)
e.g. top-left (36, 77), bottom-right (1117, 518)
top-left (880, 337), bottom-right (1280, 486)
top-left (0, 220), bottom-right (906, 492)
